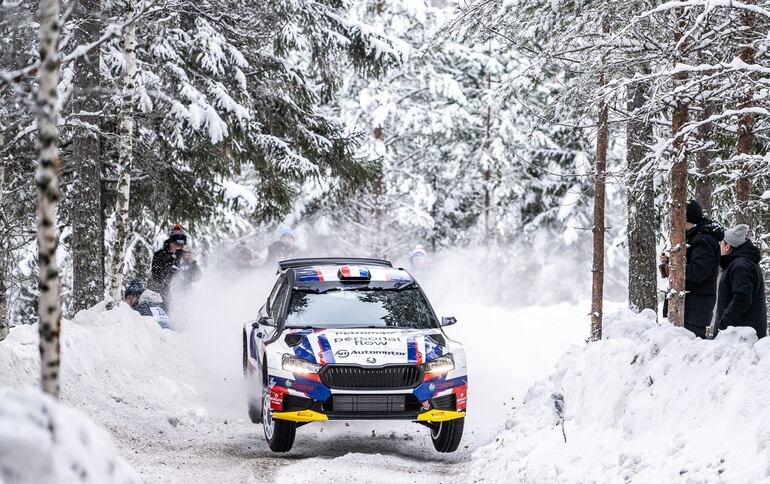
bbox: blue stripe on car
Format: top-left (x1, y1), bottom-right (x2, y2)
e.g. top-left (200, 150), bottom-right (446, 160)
top-left (424, 334), bottom-right (444, 361)
top-left (317, 334), bottom-right (335, 364)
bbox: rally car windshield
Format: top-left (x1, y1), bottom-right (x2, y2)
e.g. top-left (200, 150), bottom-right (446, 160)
top-left (285, 288), bottom-right (437, 329)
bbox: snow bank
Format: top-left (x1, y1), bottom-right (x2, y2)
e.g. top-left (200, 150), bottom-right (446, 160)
top-left (473, 308), bottom-right (770, 483)
top-left (0, 388), bottom-right (139, 484)
top-left (0, 303), bottom-right (211, 439)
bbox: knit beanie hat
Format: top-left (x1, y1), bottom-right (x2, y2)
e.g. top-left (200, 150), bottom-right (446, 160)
top-left (169, 223), bottom-right (187, 245)
top-left (125, 279), bottom-right (144, 297)
top-left (724, 224), bottom-right (749, 248)
top-left (686, 199), bottom-right (704, 224)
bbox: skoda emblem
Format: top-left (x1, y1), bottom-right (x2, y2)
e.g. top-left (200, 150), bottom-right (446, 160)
top-left (366, 357), bottom-right (377, 364)
top-left (335, 349), bottom-right (350, 358)
top-left (429, 383), bottom-right (436, 391)
top-left (285, 380), bottom-right (292, 388)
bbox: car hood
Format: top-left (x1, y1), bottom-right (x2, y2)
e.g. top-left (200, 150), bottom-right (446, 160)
top-left (283, 327), bottom-right (447, 366)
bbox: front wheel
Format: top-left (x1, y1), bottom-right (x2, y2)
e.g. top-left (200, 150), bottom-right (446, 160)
top-left (430, 418), bottom-right (464, 453)
top-left (263, 387), bottom-right (296, 452)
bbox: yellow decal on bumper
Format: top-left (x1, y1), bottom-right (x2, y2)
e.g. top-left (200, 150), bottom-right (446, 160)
top-left (271, 410), bottom-right (328, 422)
top-left (416, 410), bottom-right (465, 422)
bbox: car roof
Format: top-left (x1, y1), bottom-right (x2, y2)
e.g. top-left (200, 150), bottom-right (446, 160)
top-left (278, 257), bottom-right (393, 271)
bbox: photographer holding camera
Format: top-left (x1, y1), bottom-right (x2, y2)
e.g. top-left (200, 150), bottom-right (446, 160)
top-left (150, 224), bottom-right (202, 304)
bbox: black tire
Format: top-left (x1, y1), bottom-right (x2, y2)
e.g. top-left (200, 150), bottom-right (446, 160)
top-left (430, 418), bottom-right (464, 453)
top-left (247, 387), bottom-right (261, 424)
top-left (242, 332), bottom-right (248, 377)
top-left (262, 387), bottom-right (296, 452)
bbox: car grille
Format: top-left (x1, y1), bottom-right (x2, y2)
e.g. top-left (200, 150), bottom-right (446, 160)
top-left (332, 395), bottom-right (406, 412)
top-left (320, 365), bottom-right (423, 390)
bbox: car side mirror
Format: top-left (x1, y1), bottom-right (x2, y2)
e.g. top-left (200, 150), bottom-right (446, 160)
top-left (441, 316), bottom-right (457, 326)
top-left (258, 316), bottom-right (276, 327)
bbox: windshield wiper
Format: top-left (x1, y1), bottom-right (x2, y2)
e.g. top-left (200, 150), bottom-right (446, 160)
top-left (393, 280), bottom-right (415, 291)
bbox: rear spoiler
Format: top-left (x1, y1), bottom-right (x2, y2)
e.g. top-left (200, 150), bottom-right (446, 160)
top-left (278, 257), bottom-right (393, 271)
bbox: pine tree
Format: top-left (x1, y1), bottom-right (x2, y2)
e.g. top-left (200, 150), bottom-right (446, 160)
top-left (591, 19), bottom-right (610, 341)
top-left (626, 86), bottom-right (657, 313)
top-left (69, 1), bottom-right (106, 313)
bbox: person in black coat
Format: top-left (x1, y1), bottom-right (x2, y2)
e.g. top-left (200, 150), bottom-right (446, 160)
top-left (661, 200), bottom-right (724, 338)
top-left (150, 224), bottom-right (202, 302)
top-left (715, 224), bottom-right (767, 339)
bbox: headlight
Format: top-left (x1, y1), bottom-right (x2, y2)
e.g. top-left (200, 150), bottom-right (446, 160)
top-left (421, 354), bottom-right (454, 374)
top-left (282, 354), bottom-right (322, 374)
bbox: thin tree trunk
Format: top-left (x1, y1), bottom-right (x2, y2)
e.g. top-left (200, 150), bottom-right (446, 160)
top-left (0, 250), bottom-right (6, 340)
top-left (37, 0), bottom-right (63, 398)
top-left (626, 77), bottom-right (657, 314)
top-left (71, 0), bottom-right (105, 313)
top-left (736, 6), bottom-right (755, 226)
top-left (591, 20), bottom-right (610, 342)
top-left (668, 8), bottom-right (690, 327)
top-left (372, 126), bottom-right (384, 258)
top-left (110, 0), bottom-right (138, 302)
top-left (483, 43), bottom-right (493, 243)
top-left (0, 129), bottom-right (7, 341)
top-left (694, 101), bottom-right (713, 214)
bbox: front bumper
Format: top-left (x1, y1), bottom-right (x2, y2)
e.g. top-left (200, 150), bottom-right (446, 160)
top-left (272, 408), bottom-right (465, 423)
top-left (267, 371), bottom-right (467, 423)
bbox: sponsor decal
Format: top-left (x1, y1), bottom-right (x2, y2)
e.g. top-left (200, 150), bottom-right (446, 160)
top-left (332, 336), bottom-right (403, 345)
top-left (432, 380), bottom-right (458, 391)
top-left (291, 382), bottom-right (315, 392)
top-left (335, 349), bottom-right (350, 358)
top-left (422, 400), bottom-right (431, 410)
top-left (333, 331), bottom-right (401, 336)
top-left (332, 349), bottom-right (406, 357)
top-left (453, 384), bottom-right (468, 411)
top-left (270, 385), bottom-right (289, 411)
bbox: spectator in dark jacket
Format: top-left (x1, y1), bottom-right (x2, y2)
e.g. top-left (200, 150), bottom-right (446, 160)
top-left (661, 200), bottom-right (724, 337)
top-left (715, 224), bottom-right (767, 339)
top-left (265, 228), bottom-right (297, 266)
top-left (150, 224), bottom-right (202, 302)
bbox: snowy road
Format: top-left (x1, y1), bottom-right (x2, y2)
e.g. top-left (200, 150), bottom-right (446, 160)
top-left (0, 267), bottom-right (595, 483)
top-left (123, 294), bottom-right (590, 484)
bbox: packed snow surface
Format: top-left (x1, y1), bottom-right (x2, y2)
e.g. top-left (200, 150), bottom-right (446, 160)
top-left (0, 388), bottom-right (139, 484)
top-left (473, 308), bottom-right (770, 483)
top-left (0, 269), bottom-right (592, 483)
top-left (9, 266), bottom-right (768, 483)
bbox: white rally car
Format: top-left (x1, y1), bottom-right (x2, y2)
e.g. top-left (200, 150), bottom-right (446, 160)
top-left (242, 258), bottom-right (467, 453)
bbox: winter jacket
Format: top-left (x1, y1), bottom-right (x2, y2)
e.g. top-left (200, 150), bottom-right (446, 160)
top-left (685, 219), bottom-right (724, 296)
top-left (716, 240), bottom-right (767, 339)
top-left (662, 220), bottom-right (723, 328)
top-left (265, 240), bottom-right (295, 265)
top-left (150, 239), bottom-right (202, 300)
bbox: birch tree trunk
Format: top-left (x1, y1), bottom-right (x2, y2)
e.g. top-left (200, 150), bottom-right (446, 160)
top-left (37, 0), bottom-right (63, 398)
top-left (668, 8), bottom-right (690, 327)
top-left (590, 20), bottom-right (609, 342)
top-left (735, 6), bottom-right (755, 226)
top-left (626, 78), bottom-right (657, 314)
top-left (71, 0), bottom-right (105, 312)
top-left (110, 0), bottom-right (138, 302)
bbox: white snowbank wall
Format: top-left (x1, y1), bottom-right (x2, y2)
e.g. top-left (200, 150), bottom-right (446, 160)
top-left (0, 388), bottom-right (140, 484)
top-left (0, 303), bottom-right (206, 483)
top-left (473, 309), bottom-right (770, 483)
